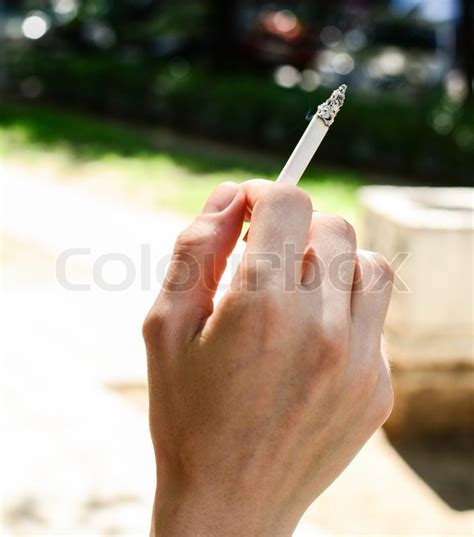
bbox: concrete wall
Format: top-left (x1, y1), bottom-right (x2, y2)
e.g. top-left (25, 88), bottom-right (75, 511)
top-left (360, 186), bottom-right (474, 436)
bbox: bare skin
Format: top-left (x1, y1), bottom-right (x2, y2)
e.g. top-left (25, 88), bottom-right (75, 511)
top-left (143, 180), bottom-right (394, 537)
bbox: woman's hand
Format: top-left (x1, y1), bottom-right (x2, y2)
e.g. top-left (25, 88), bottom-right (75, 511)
top-left (143, 180), bottom-right (394, 537)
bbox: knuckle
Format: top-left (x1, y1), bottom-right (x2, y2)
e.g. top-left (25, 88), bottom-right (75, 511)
top-left (374, 378), bottom-right (395, 426)
top-left (142, 308), bottom-right (166, 345)
top-left (230, 280), bottom-right (284, 313)
top-left (371, 253), bottom-right (394, 284)
top-left (174, 221), bottom-right (215, 255)
top-left (357, 253), bottom-right (372, 274)
top-left (239, 259), bottom-right (276, 291)
top-left (266, 184), bottom-right (313, 214)
top-left (334, 217), bottom-right (357, 245)
top-left (320, 214), bottom-right (357, 246)
top-left (362, 365), bottom-right (394, 427)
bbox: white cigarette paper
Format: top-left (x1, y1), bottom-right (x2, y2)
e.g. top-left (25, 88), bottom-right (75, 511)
top-left (277, 84), bottom-right (347, 185)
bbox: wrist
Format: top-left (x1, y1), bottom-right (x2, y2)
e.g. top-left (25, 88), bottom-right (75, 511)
top-left (152, 485), bottom-right (254, 537)
top-left (151, 480), bottom-right (294, 537)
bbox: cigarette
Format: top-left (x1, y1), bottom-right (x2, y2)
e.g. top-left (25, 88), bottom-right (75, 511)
top-left (242, 85), bottom-right (347, 242)
top-left (276, 84), bottom-right (347, 185)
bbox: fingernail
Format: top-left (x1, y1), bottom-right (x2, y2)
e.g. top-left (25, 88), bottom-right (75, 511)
top-left (202, 182), bottom-right (238, 214)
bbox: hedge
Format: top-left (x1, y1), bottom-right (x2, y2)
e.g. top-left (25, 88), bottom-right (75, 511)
top-left (4, 47), bottom-right (473, 184)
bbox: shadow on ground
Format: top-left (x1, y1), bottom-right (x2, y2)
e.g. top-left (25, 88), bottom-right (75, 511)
top-left (388, 431), bottom-right (474, 511)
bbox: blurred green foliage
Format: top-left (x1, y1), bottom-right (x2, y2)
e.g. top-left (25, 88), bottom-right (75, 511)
top-left (0, 100), bottom-right (363, 218)
top-left (6, 48), bottom-right (473, 185)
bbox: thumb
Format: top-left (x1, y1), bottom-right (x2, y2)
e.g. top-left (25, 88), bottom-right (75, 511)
top-left (149, 182), bottom-right (245, 344)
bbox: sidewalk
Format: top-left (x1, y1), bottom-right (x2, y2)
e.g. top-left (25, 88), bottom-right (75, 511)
top-left (2, 163), bottom-right (189, 385)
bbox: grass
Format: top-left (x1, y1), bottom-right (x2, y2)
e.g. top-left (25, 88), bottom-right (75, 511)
top-left (0, 101), bottom-right (365, 221)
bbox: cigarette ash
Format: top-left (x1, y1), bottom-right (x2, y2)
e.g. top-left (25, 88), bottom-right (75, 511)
top-left (306, 84), bottom-right (347, 125)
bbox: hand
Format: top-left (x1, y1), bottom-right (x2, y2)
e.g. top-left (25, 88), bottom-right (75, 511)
top-left (143, 180), bottom-right (394, 537)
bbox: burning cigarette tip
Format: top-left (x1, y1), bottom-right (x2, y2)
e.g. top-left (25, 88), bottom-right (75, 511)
top-left (276, 84), bottom-right (347, 186)
top-left (315, 84), bottom-right (347, 127)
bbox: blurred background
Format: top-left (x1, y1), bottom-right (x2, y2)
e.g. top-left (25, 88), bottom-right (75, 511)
top-left (1, 0), bottom-right (473, 535)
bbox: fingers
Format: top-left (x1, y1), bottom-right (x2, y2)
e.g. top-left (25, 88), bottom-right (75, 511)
top-left (144, 182), bottom-right (246, 346)
top-left (349, 251), bottom-right (394, 423)
top-left (238, 179), bottom-right (313, 289)
top-left (302, 213), bottom-right (357, 320)
top-left (351, 250), bottom-right (394, 339)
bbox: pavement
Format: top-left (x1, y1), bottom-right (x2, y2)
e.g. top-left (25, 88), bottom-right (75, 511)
top-left (1, 163), bottom-right (472, 535)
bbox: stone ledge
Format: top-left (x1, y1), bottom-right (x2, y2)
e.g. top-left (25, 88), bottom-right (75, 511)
top-left (360, 186), bottom-right (473, 437)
